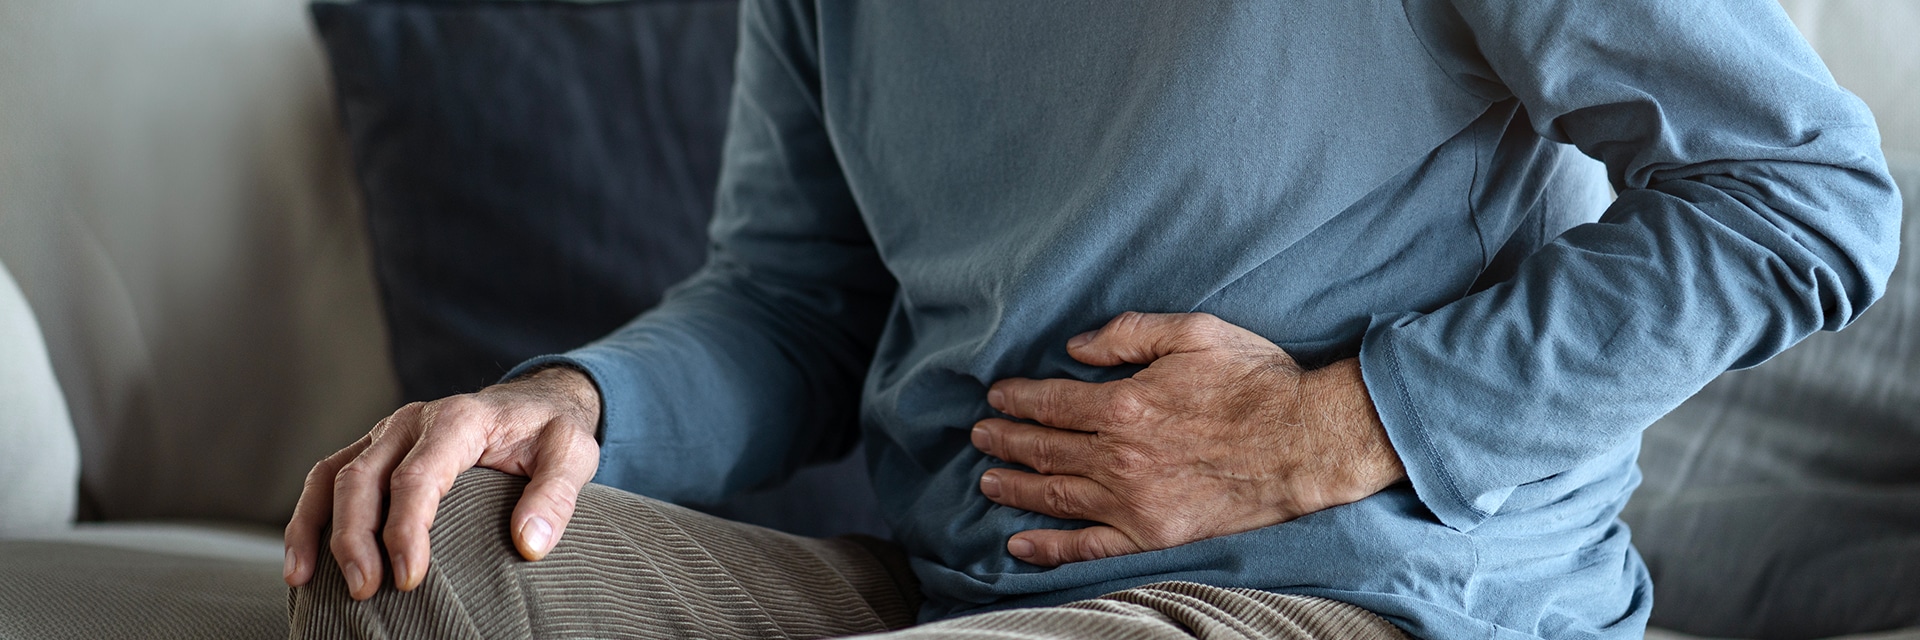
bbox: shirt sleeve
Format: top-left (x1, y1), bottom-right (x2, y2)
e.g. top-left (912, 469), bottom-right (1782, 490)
top-left (503, 0), bottom-right (894, 505)
top-left (1367, 0), bottom-right (1903, 531)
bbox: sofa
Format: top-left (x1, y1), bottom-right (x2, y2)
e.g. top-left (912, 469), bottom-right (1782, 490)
top-left (1, 0), bottom-right (1915, 637)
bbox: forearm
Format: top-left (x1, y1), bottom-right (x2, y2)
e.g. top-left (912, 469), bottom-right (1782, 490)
top-left (1362, 161), bottom-right (1896, 527)
top-left (1373, 0), bottom-right (1903, 530)
top-left (503, 260), bottom-right (891, 504)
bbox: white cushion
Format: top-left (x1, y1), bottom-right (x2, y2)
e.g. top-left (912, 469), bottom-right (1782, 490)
top-left (0, 260), bottom-right (79, 534)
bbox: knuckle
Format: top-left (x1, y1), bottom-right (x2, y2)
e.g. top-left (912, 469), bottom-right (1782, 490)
top-left (1107, 445), bottom-right (1152, 476)
top-left (1104, 389), bottom-right (1148, 425)
top-left (334, 459), bottom-right (382, 489)
top-left (387, 462), bottom-right (435, 492)
top-left (1024, 435), bottom-right (1058, 473)
top-left (1074, 535), bottom-right (1112, 561)
top-left (380, 524), bottom-right (417, 550)
top-left (380, 403), bottom-right (426, 434)
top-left (1042, 480), bottom-right (1086, 518)
top-left (1133, 521), bottom-right (1172, 546)
top-left (306, 459), bottom-right (339, 485)
top-left (425, 396), bottom-right (475, 425)
top-left (498, 398), bottom-right (557, 433)
top-left (543, 487), bottom-right (581, 517)
top-left (1140, 515), bottom-right (1194, 546)
top-left (543, 414), bottom-right (582, 439)
top-left (367, 416), bottom-right (393, 440)
top-left (1033, 385), bottom-right (1064, 417)
top-left (1180, 313), bottom-right (1225, 341)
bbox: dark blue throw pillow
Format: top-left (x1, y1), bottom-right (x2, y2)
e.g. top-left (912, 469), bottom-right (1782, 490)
top-left (312, 0), bottom-right (887, 538)
top-left (313, 0), bottom-right (735, 402)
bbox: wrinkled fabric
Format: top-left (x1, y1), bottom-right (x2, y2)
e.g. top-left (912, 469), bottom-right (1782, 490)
top-left (508, 1), bottom-right (1901, 638)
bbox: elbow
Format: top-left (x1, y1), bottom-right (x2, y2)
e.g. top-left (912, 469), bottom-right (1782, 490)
top-left (1727, 145), bottom-right (1903, 333)
top-left (1675, 149), bottom-right (1903, 370)
top-left (1813, 158), bottom-right (1903, 332)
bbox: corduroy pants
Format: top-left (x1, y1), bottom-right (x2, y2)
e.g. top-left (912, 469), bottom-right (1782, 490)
top-left (289, 469), bottom-right (1408, 640)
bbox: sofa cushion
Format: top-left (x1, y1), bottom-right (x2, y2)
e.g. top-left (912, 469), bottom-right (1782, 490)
top-left (0, 259), bottom-right (79, 534)
top-left (0, 525), bottom-right (285, 639)
top-left (1624, 155), bottom-right (1920, 638)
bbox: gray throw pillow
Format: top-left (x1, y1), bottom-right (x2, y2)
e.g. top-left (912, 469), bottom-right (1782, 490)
top-left (1624, 156), bottom-right (1920, 639)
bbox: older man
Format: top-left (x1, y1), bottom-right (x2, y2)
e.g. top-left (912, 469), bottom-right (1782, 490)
top-left (283, 1), bottom-right (1900, 638)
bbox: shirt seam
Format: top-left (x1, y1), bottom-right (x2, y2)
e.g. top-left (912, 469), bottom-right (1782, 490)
top-left (1395, 0), bottom-right (1485, 104)
top-left (1381, 328), bottom-right (1490, 524)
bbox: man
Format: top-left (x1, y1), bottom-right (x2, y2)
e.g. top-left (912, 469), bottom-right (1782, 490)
top-left (283, 1), bottom-right (1901, 638)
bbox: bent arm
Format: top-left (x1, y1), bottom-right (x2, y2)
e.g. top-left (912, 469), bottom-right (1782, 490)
top-left (506, 0), bottom-right (893, 505)
top-left (1370, 0), bottom-right (1902, 530)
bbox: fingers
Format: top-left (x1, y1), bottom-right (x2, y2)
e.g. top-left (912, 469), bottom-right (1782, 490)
top-left (971, 418), bottom-right (1097, 476)
top-left (286, 369), bottom-right (602, 600)
top-left (980, 468), bottom-right (1117, 522)
top-left (987, 377), bottom-right (1131, 431)
top-left (510, 418), bottom-right (600, 561)
top-left (381, 400), bottom-right (492, 591)
top-left (1065, 311), bottom-right (1251, 366)
top-left (328, 404), bottom-right (425, 600)
top-left (284, 436), bottom-right (371, 587)
top-left (1007, 526), bottom-right (1143, 567)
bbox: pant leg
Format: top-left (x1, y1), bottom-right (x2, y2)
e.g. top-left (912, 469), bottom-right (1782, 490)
top-left (289, 468), bottom-right (920, 639)
top-left (859, 581), bottom-right (1408, 640)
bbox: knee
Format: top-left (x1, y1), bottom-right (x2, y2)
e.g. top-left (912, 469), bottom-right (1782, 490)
top-left (435, 469), bottom-right (527, 531)
top-left (304, 469), bottom-right (526, 595)
top-left (422, 468), bottom-right (527, 565)
top-left (290, 470), bottom-right (534, 637)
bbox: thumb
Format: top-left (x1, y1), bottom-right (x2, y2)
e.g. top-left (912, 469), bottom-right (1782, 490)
top-left (510, 420), bottom-right (599, 561)
top-left (1066, 312), bottom-right (1234, 366)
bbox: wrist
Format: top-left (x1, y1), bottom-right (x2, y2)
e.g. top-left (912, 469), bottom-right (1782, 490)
top-left (512, 365), bottom-right (603, 435)
top-left (1301, 358), bottom-right (1407, 492)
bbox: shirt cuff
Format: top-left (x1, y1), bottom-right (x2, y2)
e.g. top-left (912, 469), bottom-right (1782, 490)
top-left (1358, 312), bottom-right (1512, 533)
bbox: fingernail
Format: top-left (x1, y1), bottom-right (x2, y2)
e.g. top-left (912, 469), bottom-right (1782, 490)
top-left (980, 473), bottom-right (1002, 499)
top-left (283, 547), bottom-right (297, 580)
top-left (987, 388), bottom-right (1005, 410)
top-left (1008, 538), bottom-right (1035, 558)
top-left (971, 425), bottom-right (993, 454)
top-left (343, 561), bottom-right (365, 595)
top-left (392, 553), bottom-right (413, 590)
top-left (1067, 331), bottom-right (1095, 349)
top-left (522, 517), bottom-right (553, 555)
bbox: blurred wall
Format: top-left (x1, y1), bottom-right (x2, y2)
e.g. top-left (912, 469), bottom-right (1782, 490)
top-left (0, 0), bottom-right (396, 524)
top-left (1780, 0), bottom-right (1920, 162)
top-left (0, 0), bottom-right (1911, 526)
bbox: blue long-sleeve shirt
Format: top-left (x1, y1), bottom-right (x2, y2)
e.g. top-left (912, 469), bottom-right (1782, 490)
top-left (505, 1), bottom-right (1902, 638)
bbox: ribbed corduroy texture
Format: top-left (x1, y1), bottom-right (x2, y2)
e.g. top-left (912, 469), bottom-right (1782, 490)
top-left (290, 468), bottom-right (914, 638)
top-left (873, 582), bottom-right (1409, 640)
top-left (0, 541), bottom-right (285, 639)
top-left (290, 469), bottom-right (1405, 639)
